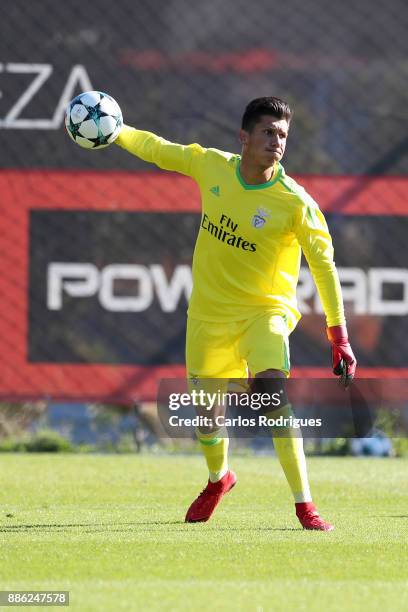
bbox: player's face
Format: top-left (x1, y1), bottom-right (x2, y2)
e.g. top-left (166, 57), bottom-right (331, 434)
top-left (240, 115), bottom-right (289, 167)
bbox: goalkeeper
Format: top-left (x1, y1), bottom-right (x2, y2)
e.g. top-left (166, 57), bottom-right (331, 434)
top-left (115, 97), bottom-right (357, 531)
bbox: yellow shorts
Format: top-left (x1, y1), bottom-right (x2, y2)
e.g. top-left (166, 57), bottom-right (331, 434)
top-left (186, 313), bottom-right (291, 381)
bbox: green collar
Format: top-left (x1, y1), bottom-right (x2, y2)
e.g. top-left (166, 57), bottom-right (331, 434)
top-left (236, 160), bottom-right (282, 190)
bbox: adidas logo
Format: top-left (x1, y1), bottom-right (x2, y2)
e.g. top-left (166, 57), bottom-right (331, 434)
top-left (210, 185), bottom-right (220, 196)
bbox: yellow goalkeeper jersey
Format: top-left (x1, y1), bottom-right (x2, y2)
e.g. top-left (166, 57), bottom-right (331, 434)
top-left (116, 126), bottom-right (345, 330)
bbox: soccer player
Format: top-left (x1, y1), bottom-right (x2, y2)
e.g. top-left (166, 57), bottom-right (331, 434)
top-left (115, 97), bottom-right (357, 531)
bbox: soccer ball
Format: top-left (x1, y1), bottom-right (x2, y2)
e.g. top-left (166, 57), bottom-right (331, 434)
top-left (65, 91), bottom-right (123, 150)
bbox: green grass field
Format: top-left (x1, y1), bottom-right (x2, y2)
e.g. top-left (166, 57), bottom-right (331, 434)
top-left (0, 454), bottom-right (407, 611)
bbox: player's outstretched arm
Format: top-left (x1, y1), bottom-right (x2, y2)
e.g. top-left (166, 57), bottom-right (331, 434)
top-left (294, 200), bottom-right (357, 385)
top-left (64, 92), bottom-right (204, 180)
top-left (115, 125), bottom-right (205, 180)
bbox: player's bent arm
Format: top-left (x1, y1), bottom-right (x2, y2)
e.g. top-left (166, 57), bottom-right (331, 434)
top-left (115, 125), bottom-right (205, 181)
top-left (294, 199), bottom-right (357, 382)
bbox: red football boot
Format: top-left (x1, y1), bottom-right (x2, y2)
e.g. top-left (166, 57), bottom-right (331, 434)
top-left (296, 502), bottom-right (334, 531)
top-left (185, 470), bottom-right (237, 523)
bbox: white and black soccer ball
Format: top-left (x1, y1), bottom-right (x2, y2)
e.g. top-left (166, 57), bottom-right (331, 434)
top-left (65, 91), bottom-right (123, 150)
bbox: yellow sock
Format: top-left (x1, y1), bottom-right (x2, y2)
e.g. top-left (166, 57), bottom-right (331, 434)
top-left (269, 404), bottom-right (312, 503)
top-left (196, 428), bottom-right (229, 483)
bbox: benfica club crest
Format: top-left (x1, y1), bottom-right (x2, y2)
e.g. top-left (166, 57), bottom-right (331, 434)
top-left (252, 207), bottom-right (271, 229)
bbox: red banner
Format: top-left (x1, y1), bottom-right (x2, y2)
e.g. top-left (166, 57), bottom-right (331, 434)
top-left (0, 170), bottom-right (407, 403)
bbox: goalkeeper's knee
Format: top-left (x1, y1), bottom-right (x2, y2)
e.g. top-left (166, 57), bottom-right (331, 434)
top-left (251, 375), bottom-right (289, 415)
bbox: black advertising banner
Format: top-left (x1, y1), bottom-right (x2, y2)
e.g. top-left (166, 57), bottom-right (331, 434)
top-left (29, 210), bottom-right (198, 365)
top-left (28, 210), bottom-right (408, 369)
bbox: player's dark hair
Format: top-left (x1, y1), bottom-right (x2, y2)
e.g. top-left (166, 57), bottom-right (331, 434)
top-left (241, 97), bottom-right (292, 132)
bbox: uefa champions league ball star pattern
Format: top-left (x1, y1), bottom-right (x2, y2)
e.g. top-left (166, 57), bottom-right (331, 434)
top-left (65, 91), bottom-right (123, 149)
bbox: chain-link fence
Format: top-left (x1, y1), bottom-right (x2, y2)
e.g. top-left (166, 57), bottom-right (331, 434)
top-left (0, 0), bottom-right (407, 402)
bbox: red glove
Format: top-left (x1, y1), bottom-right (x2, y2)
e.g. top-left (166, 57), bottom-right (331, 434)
top-left (326, 325), bottom-right (357, 386)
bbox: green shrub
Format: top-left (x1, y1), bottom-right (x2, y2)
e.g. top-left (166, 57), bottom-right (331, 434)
top-left (0, 430), bottom-right (73, 453)
top-left (0, 438), bottom-right (29, 452)
top-left (25, 429), bottom-right (73, 453)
